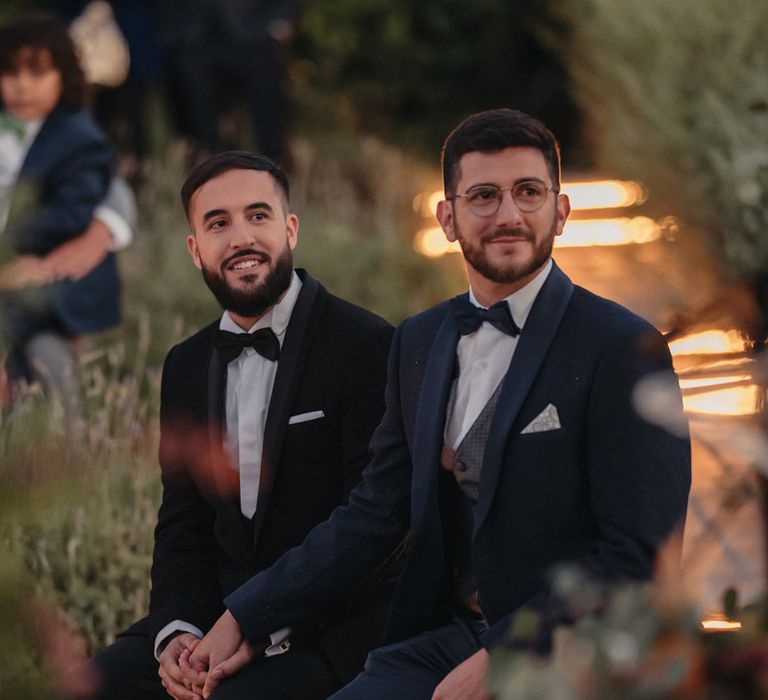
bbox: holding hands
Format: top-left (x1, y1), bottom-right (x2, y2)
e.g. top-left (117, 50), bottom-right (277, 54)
top-left (157, 633), bottom-right (204, 700)
top-left (162, 611), bottom-right (265, 700)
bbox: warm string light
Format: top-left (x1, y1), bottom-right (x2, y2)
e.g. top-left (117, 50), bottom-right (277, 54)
top-left (560, 180), bottom-right (647, 210)
top-left (413, 180), bottom-right (660, 256)
top-left (669, 330), bottom-right (749, 356)
top-left (671, 330), bottom-right (757, 416)
top-left (701, 618), bottom-right (742, 632)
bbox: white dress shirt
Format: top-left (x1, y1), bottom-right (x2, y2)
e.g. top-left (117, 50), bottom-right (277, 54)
top-left (222, 271), bottom-right (302, 519)
top-left (154, 272), bottom-right (302, 659)
top-left (445, 259), bottom-right (553, 450)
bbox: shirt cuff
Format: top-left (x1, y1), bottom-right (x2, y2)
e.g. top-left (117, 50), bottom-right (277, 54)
top-left (154, 620), bottom-right (204, 660)
top-left (264, 627), bottom-right (291, 657)
top-left (94, 205), bottom-right (133, 251)
top-left (154, 621), bottom-right (291, 660)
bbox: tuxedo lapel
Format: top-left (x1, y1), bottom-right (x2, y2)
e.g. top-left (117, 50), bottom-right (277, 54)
top-left (17, 115), bottom-right (53, 176)
top-left (206, 342), bottom-right (226, 428)
top-left (15, 109), bottom-right (69, 181)
top-left (206, 339), bottom-right (254, 545)
top-left (8, 115), bottom-right (55, 233)
top-left (410, 308), bottom-right (459, 536)
top-left (250, 270), bottom-right (324, 544)
top-left (391, 307), bottom-right (459, 633)
top-left (473, 262), bottom-right (574, 535)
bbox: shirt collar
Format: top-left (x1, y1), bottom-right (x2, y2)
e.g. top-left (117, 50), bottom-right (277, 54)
top-left (22, 118), bottom-right (43, 145)
top-left (219, 270), bottom-right (303, 342)
top-left (468, 258), bottom-right (553, 329)
top-left (0, 113), bottom-right (41, 149)
top-left (2, 114), bottom-right (44, 144)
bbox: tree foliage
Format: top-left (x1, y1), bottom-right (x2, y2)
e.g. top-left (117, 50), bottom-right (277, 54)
top-left (553, 0), bottom-right (768, 281)
top-left (293, 0), bottom-right (581, 162)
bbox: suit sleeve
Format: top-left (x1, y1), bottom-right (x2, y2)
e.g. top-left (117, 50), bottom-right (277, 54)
top-left (339, 322), bottom-right (394, 498)
top-left (225, 322), bottom-right (413, 640)
top-left (147, 347), bottom-right (225, 641)
top-left (482, 327), bottom-right (691, 649)
top-left (10, 133), bottom-right (111, 255)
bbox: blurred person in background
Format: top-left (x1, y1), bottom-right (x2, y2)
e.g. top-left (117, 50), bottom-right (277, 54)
top-left (47, 0), bottom-right (166, 181)
top-left (87, 151), bottom-right (397, 700)
top-left (155, 0), bottom-right (297, 165)
top-left (0, 13), bottom-right (134, 410)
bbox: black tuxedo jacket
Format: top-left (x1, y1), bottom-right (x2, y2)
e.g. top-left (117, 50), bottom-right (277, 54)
top-left (3, 107), bottom-right (120, 337)
top-left (225, 262), bottom-right (691, 650)
top-left (133, 270), bottom-right (395, 682)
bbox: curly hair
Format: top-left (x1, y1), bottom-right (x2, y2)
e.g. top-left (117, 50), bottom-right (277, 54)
top-left (0, 13), bottom-right (87, 112)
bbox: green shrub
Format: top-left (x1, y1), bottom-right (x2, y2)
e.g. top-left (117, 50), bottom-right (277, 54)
top-left (552, 0), bottom-right (768, 281)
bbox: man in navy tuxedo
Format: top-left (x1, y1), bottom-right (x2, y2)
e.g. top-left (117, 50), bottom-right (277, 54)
top-left (188, 109), bottom-right (691, 700)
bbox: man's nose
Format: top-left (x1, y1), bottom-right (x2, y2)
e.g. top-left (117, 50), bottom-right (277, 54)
top-left (494, 190), bottom-right (525, 227)
top-left (230, 222), bottom-right (256, 247)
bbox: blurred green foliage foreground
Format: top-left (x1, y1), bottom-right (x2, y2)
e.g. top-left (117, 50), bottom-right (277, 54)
top-left (0, 135), bottom-right (462, 696)
top-left (1, 341), bottom-right (161, 698)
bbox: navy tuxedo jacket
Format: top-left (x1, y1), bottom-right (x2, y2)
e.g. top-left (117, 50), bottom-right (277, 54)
top-left (3, 107), bottom-right (120, 336)
top-left (226, 262), bottom-right (691, 650)
top-left (132, 271), bottom-right (396, 683)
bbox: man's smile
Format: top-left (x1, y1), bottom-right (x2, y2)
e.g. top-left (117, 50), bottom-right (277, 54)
top-left (232, 259), bottom-right (263, 270)
top-left (222, 250), bottom-right (270, 273)
top-left (482, 229), bottom-right (532, 246)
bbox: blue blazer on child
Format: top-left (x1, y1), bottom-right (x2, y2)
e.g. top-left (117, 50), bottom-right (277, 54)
top-left (4, 106), bottom-right (120, 337)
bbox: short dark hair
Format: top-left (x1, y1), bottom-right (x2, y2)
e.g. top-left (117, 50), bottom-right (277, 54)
top-left (181, 151), bottom-right (290, 219)
top-left (0, 14), bottom-right (87, 112)
top-left (441, 108), bottom-right (562, 196)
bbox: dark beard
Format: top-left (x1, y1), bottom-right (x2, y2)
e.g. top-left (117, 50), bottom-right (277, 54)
top-left (458, 219), bottom-right (558, 285)
top-left (201, 243), bottom-right (294, 318)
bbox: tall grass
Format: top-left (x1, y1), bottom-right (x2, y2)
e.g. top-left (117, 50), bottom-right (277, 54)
top-left (0, 340), bottom-right (161, 696)
top-left (0, 133), bottom-right (461, 694)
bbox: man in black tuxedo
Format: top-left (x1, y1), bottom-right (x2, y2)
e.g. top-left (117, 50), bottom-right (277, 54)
top-left (186, 110), bottom-right (691, 700)
top-left (89, 152), bottom-right (395, 700)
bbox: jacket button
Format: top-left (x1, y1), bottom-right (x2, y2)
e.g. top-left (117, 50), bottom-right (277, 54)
top-left (455, 461), bottom-right (467, 472)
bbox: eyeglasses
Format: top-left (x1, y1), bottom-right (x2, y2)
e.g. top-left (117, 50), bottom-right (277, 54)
top-left (446, 181), bottom-right (559, 217)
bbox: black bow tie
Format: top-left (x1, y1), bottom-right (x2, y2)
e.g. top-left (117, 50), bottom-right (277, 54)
top-left (449, 296), bottom-right (521, 337)
top-left (215, 328), bottom-right (280, 363)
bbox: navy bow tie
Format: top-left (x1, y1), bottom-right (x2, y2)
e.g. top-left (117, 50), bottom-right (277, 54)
top-left (449, 296), bottom-right (521, 337)
top-left (215, 328), bottom-right (280, 363)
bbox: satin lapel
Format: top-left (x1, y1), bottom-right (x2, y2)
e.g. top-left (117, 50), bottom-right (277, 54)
top-left (206, 341), bottom-right (253, 545)
top-left (7, 116), bottom-right (54, 235)
top-left (409, 307), bottom-right (459, 537)
top-left (473, 262), bottom-right (574, 536)
top-left (16, 114), bottom-right (53, 176)
top-left (207, 343), bottom-right (226, 429)
top-left (251, 270), bottom-right (323, 545)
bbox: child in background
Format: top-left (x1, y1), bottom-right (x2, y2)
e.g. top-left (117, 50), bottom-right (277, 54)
top-left (0, 14), bottom-right (129, 411)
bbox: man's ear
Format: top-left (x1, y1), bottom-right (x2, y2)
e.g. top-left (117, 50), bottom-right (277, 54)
top-left (554, 194), bottom-right (571, 237)
top-left (286, 213), bottom-right (299, 250)
top-left (187, 233), bottom-right (203, 270)
top-left (436, 199), bottom-right (456, 242)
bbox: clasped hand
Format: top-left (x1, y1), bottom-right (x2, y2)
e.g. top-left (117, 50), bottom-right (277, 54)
top-left (158, 611), bottom-right (265, 700)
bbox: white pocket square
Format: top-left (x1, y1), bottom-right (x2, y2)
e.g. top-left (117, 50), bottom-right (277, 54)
top-left (521, 404), bottom-right (561, 434)
top-left (288, 410), bottom-right (325, 425)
